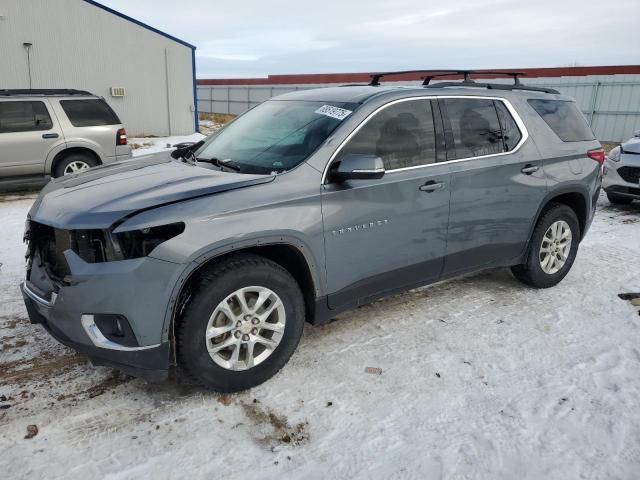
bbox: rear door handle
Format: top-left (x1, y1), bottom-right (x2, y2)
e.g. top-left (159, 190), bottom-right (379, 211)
top-left (42, 133), bottom-right (59, 139)
top-left (521, 164), bottom-right (540, 175)
top-left (419, 181), bottom-right (446, 192)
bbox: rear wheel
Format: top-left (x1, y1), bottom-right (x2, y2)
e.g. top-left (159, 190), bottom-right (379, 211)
top-left (54, 153), bottom-right (99, 177)
top-left (511, 203), bottom-right (580, 288)
top-left (177, 254), bottom-right (305, 392)
top-left (606, 192), bottom-right (633, 205)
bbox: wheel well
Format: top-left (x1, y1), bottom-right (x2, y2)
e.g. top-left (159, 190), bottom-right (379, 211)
top-left (175, 244), bottom-right (317, 326)
top-left (543, 192), bottom-right (587, 238)
top-left (51, 147), bottom-right (101, 176)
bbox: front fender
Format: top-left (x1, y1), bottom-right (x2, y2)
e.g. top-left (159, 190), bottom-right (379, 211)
top-left (158, 236), bottom-right (326, 347)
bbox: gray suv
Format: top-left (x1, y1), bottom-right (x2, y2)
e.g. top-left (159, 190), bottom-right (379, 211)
top-left (0, 89), bottom-right (131, 187)
top-left (20, 71), bottom-right (603, 392)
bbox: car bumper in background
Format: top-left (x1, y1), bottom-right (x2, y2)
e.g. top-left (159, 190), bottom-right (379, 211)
top-left (603, 159), bottom-right (640, 199)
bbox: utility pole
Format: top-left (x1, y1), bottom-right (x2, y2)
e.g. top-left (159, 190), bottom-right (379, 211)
top-left (23, 42), bottom-right (33, 89)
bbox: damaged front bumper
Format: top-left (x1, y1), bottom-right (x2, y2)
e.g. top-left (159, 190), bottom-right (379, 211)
top-left (21, 247), bottom-right (185, 381)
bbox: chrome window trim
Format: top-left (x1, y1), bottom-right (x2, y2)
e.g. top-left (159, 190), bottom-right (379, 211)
top-left (321, 95), bottom-right (529, 184)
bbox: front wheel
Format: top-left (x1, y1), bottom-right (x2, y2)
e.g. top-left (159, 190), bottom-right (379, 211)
top-left (511, 203), bottom-right (580, 288)
top-left (177, 254), bottom-right (305, 392)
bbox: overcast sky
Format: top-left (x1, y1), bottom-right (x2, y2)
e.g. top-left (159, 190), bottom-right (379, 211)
top-left (101, 0), bottom-right (639, 79)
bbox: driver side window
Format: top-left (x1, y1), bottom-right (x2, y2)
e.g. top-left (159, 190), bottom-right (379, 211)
top-left (340, 99), bottom-right (436, 170)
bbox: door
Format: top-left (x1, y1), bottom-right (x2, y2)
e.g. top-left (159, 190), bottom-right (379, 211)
top-left (0, 100), bottom-right (62, 177)
top-left (321, 98), bottom-right (451, 310)
top-left (439, 97), bottom-right (547, 274)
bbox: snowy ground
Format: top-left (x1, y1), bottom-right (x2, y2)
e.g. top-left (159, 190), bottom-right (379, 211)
top-left (129, 132), bottom-right (206, 157)
top-left (1, 191), bottom-right (639, 480)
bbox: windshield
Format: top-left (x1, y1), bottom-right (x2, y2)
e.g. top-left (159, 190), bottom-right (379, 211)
top-left (195, 100), bottom-right (358, 174)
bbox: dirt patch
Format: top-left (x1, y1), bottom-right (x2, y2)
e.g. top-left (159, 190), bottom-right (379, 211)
top-left (56, 370), bottom-right (134, 401)
top-left (241, 401), bottom-right (309, 448)
top-left (0, 315), bottom-right (29, 329)
top-left (0, 354), bottom-right (85, 384)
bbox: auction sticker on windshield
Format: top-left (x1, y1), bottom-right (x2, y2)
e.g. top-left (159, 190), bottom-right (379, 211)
top-left (315, 105), bottom-right (352, 120)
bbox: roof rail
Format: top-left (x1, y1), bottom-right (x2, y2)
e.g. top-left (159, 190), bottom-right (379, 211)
top-left (424, 81), bottom-right (560, 94)
top-left (369, 70), bottom-right (453, 86)
top-left (367, 69), bottom-right (559, 94)
top-left (0, 89), bottom-right (94, 97)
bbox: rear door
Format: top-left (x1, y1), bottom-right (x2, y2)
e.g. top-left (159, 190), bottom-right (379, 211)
top-left (57, 99), bottom-right (122, 159)
top-left (321, 98), bottom-right (451, 310)
top-left (0, 100), bottom-right (63, 177)
top-left (440, 96), bottom-right (547, 274)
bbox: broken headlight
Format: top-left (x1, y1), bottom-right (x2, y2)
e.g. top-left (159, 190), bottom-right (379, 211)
top-left (114, 222), bottom-right (185, 260)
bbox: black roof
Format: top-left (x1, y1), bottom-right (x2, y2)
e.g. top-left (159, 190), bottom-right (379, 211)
top-left (0, 89), bottom-right (94, 97)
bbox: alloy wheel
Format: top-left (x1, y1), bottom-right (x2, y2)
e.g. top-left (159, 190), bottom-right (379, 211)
top-left (539, 220), bottom-right (572, 274)
top-left (205, 286), bottom-right (286, 371)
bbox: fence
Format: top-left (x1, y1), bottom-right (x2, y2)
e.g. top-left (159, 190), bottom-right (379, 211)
top-left (197, 76), bottom-right (640, 142)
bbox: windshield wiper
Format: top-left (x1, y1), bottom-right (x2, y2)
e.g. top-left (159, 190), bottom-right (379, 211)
top-left (198, 157), bottom-right (242, 172)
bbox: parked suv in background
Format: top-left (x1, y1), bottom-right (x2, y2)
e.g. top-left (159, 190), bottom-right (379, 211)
top-left (21, 71), bottom-right (603, 392)
top-left (0, 89), bottom-right (131, 186)
top-left (603, 131), bottom-right (640, 204)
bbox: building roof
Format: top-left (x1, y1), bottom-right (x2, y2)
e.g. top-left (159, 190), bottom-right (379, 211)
top-left (198, 65), bottom-right (640, 85)
top-left (82, 0), bottom-right (196, 50)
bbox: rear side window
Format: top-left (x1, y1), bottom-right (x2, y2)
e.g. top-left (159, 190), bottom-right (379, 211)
top-left (528, 99), bottom-right (595, 142)
top-left (495, 101), bottom-right (522, 151)
top-left (0, 101), bottom-right (53, 133)
top-left (442, 98), bottom-right (504, 159)
top-left (60, 99), bottom-right (121, 127)
top-left (340, 99), bottom-right (436, 170)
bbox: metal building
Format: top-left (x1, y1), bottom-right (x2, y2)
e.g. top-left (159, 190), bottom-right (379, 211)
top-left (0, 0), bottom-right (198, 136)
top-left (198, 66), bottom-right (640, 142)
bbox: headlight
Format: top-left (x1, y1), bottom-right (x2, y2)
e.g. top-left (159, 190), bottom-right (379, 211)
top-left (115, 222), bottom-right (185, 259)
top-left (607, 146), bottom-right (621, 162)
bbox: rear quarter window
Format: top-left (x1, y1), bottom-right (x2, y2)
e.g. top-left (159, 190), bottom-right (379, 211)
top-left (528, 99), bottom-right (595, 142)
top-left (60, 99), bottom-right (121, 127)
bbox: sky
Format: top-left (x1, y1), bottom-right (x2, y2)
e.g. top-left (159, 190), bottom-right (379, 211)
top-left (100, 0), bottom-right (639, 79)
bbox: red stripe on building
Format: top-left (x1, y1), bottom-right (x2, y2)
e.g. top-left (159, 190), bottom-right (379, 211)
top-left (198, 65), bottom-right (640, 85)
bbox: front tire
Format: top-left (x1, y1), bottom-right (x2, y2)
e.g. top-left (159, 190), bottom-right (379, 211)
top-left (606, 192), bottom-right (633, 205)
top-left (511, 203), bottom-right (580, 288)
top-left (177, 254), bottom-right (305, 392)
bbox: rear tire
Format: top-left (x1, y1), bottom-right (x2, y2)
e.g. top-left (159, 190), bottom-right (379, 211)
top-left (606, 192), bottom-right (633, 205)
top-left (53, 153), bottom-right (99, 177)
top-left (176, 254), bottom-right (305, 392)
top-left (511, 203), bottom-right (580, 289)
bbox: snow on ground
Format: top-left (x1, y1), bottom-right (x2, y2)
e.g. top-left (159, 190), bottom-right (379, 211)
top-left (129, 133), bottom-right (206, 157)
top-left (1, 191), bottom-right (639, 480)
top-left (128, 120), bottom-right (222, 156)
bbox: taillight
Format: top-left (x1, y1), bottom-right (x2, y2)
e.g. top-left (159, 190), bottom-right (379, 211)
top-left (587, 148), bottom-right (605, 165)
top-left (116, 128), bottom-right (127, 146)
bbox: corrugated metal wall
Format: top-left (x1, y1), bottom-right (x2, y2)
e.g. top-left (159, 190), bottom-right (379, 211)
top-left (0, 0), bottom-right (195, 136)
top-left (198, 75), bottom-right (640, 142)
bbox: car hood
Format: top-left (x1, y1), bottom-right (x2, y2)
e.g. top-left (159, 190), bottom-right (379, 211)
top-left (30, 152), bottom-right (274, 229)
top-left (622, 137), bottom-right (640, 154)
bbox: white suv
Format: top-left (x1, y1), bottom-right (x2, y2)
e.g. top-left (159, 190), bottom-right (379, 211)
top-left (0, 89), bottom-right (131, 187)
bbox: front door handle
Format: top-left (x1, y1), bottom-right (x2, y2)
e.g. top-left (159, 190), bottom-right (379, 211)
top-left (419, 180), bottom-right (446, 192)
top-left (42, 133), bottom-right (59, 139)
top-left (521, 164), bottom-right (540, 175)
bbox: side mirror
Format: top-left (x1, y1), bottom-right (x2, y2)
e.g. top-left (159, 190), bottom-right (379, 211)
top-left (634, 130), bottom-right (640, 138)
top-left (170, 140), bottom-right (204, 159)
top-left (330, 154), bottom-right (385, 182)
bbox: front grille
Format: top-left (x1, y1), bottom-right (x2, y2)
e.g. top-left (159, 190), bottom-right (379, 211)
top-left (29, 222), bottom-right (72, 279)
top-left (28, 221), bottom-right (109, 279)
top-left (617, 166), bottom-right (640, 184)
